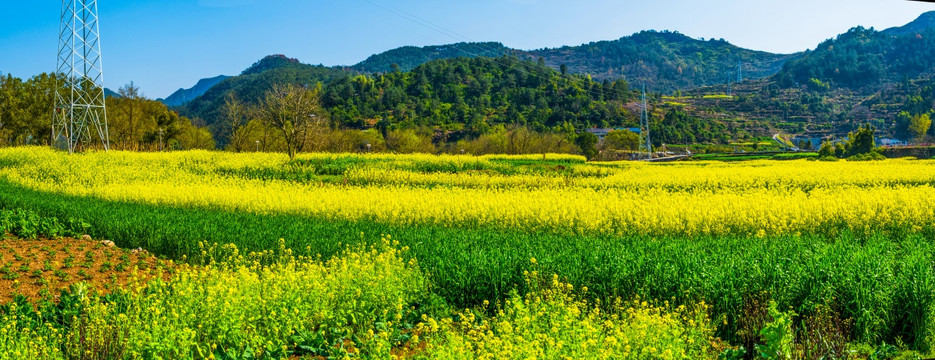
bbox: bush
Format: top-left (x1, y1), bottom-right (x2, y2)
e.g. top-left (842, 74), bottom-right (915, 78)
top-left (818, 142), bottom-right (835, 158)
top-left (848, 152), bottom-right (886, 161)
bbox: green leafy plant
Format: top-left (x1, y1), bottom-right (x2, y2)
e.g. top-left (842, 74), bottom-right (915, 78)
top-left (756, 301), bottom-right (796, 360)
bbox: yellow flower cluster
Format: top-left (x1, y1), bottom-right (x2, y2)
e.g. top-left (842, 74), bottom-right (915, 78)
top-left (0, 302), bottom-right (63, 360)
top-left (417, 271), bottom-right (721, 359)
top-left (2, 147), bottom-right (935, 237)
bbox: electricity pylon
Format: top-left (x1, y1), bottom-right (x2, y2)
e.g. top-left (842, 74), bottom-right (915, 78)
top-left (639, 84), bottom-right (652, 159)
top-left (53, 0), bottom-right (110, 153)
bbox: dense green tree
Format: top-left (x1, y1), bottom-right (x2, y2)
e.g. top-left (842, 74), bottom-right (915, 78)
top-left (110, 82), bottom-right (146, 150)
top-left (107, 82), bottom-right (213, 151)
top-left (322, 57), bottom-right (635, 134)
top-left (575, 132), bottom-right (598, 160)
top-left (847, 124), bottom-right (876, 156)
top-left (651, 109), bottom-right (728, 146)
top-left (0, 73), bottom-right (57, 145)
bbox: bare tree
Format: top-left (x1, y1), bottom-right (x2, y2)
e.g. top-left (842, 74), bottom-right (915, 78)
top-left (220, 92), bottom-right (252, 152)
top-left (105, 82), bottom-right (145, 150)
top-left (260, 83), bottom-right (325, 158)
top-left (507, 127), bottom-right (535, 154)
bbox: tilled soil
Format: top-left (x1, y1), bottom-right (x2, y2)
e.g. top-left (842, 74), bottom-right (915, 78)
top-left (0, 234), bottom-right (173, 303)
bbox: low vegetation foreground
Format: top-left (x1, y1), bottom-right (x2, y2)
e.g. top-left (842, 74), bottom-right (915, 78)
top-left (0, 147), bottom-right (934, 358)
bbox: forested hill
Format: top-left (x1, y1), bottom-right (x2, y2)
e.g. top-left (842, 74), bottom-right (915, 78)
top-left (524, 31), bottom-right (795, 91)
top-left (179, 56), bottom-right (356, 124)
top-left (173, 31), bottom-right (795, 109)
top-left (325, 56), bottom-right (636, 135)
top-left (775, 12), bottom-right (935, 91)
top-left (181, 56), bottom-right (646, 137)
top-left (347, 31), bottom-right (796, 93)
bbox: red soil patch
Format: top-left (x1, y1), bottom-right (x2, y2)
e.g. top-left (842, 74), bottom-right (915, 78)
top-left (0, 233), bottom-right (173, 303)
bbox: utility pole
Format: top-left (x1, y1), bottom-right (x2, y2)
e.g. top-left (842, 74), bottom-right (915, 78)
top-left (737, 61), bottom-right (743, 83)
top-left (639, 83), bottom-right (652, 159)
top-left (53, 0), bottom-right (110, 153)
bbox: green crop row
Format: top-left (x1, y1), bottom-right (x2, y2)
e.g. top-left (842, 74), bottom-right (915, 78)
top-left (1, 179), bottom-right (934, 352)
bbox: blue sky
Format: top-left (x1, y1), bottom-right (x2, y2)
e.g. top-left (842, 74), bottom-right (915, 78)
top-left (1, 0), bottom-right (932, 98)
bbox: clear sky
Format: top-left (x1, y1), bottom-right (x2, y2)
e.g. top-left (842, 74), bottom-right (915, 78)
top-left (1, 0), bottom-right (932, 99)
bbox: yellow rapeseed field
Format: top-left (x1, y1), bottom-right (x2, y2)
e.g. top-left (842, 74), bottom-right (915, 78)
top-left (1, 147), bottom-right (934, 237)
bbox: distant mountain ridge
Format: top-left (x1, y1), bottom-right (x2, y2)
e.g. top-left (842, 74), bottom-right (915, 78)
top-left (171, 11), bottom-right (935, 111)
top-left (159, 75), bottom-right (229, 107)
top-left (523, 31), bottom-right (794, 91)
top-left (168, 30), bottom-right (799, 108)
top-left (350, 32), bottom-right (797, 92)
top-left (104, 88), bottom-right (120, 99)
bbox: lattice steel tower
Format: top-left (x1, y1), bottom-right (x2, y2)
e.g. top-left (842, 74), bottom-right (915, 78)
top-left (639, 84), bottom-right (652, 159)
top-left (53, 0), bottom-right (110, 153)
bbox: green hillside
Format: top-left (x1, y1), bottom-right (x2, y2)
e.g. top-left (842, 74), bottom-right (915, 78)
top-left (525, 30), bottom-right (795, 92)
top-left (776, 21), bottom-right (935, 90)
top-left (179, 56), bottom-right (356, 125)
top-left (349, 31), bottom-right (797, 93)
top-left (328, 56), bottom-right (636, 135)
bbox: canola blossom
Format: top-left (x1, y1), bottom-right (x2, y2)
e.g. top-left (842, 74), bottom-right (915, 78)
top-left (2, 148), bottom-right (935, 356)
top-left (1, 147), bottom-right (935, 237)
top-left (0, 240), bottom-right (721, 359)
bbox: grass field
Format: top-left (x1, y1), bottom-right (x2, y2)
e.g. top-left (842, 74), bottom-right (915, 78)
top-left (1, 147), bottom-right (934, 358)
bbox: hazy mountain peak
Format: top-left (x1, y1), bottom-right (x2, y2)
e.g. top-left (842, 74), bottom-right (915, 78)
top-left (158, 75), bottom-right (229, 107)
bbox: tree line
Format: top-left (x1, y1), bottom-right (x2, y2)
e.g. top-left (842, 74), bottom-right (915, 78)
top-left (0, 73), bottom-right (213, 150)
top-left (184, 56), bottom-right (640, 142)
top-left (186, 56), bottom-right (729, 157)
top-left (2, 55), bottom-right (736, 158)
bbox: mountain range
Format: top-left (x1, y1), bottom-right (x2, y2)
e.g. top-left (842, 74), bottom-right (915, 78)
top-left (162, 28), bottom-right (803, 107)
top-left (164, 11), bottom-right (935, 109)
top-left (167, 11), bottom-right (935, 145)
